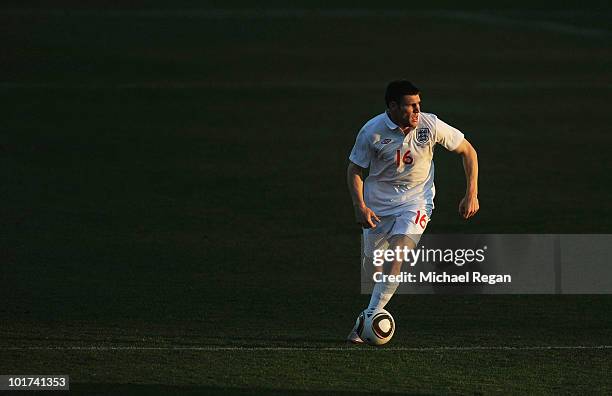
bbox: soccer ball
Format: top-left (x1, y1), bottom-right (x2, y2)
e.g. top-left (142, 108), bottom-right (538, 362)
top-left (357, 309), bottom-right (395, 346)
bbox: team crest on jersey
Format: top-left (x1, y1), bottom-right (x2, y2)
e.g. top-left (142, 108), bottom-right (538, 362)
top-left (416, 128), bottom-right (430, 145)
top-left (380, 138), bottom-right (392, 144)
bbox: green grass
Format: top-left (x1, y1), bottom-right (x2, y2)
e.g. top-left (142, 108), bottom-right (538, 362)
top-left (1, 3), bottom-right (612, 394)
top-left (3, 349), bottom-right (611, 394)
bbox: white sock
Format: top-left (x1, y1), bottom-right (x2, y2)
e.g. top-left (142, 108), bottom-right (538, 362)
top-left (367, 280), bottom-right (399, 312)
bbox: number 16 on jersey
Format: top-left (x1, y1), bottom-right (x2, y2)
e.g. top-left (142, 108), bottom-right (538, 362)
top-left (395, 149), bottom-right (413, 167)
top-left (414, 210), bottom-right (427, 229)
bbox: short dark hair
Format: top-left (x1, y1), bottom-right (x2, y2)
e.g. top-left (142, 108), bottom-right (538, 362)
top-left (385, 80), bottom-right (420, 107)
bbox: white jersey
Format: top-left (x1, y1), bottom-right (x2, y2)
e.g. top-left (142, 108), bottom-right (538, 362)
top-left (349, 111), bottom-right (464, 216)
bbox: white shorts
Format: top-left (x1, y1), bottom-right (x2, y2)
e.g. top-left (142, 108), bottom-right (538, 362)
top-left (362, 208), bottom-right (432, 259)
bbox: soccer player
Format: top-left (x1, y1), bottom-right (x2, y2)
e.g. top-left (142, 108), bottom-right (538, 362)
top-left (347, 80), bottom-right (479, 343)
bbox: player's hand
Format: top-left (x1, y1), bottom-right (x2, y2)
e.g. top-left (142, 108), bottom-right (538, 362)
top-left (354, 204), bottom-right (380, 229)
top-left (459, 194), bottom-right (479, 219)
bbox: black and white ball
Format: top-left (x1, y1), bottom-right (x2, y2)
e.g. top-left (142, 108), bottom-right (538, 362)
top-left (357, 309), bottom-right (395, 346)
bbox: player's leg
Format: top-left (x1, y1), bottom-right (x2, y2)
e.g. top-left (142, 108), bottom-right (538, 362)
top-left (348, 234), bottom-right (415, 344)
top-left (347, 209), bottom-right (430, 343)
top-left (366, 208), bottom-right (431, 311)
top-left (366, 234), bottom-right (415, 312)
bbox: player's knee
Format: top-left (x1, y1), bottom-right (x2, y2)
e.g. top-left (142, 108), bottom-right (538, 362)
top-left (388, 234), bottom-right (416, 251)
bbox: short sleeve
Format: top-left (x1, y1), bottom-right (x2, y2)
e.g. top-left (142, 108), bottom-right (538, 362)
top-left (435, 118), bottom-right (464, 151)
top-left (348, 128), bottom-right (371, 168)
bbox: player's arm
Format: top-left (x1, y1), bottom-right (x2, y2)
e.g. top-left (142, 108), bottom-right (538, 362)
top-left (347, 161), bottom-right (380, 228)
top-left (452, 138), bottom-right (479, 219)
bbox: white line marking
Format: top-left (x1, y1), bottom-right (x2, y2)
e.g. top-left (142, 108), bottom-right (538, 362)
top-left (3, 345), bottom-right (612, 352)
top-left (2, 9), bottom-right (610, 38)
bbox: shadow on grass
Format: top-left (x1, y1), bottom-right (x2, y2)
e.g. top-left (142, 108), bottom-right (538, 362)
top-left (2, 334), bottom-right (347, 347)
top-left (66, 383), bottom-right (434, 395)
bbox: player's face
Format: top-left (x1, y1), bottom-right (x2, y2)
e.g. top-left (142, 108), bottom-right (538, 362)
top-left (389, 95), bottom-right (421, 128)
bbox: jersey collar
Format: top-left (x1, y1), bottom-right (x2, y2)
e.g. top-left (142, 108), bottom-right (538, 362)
top-left (383, 111), bottom-right (399, 130)
top-left (384, 111), bottom-right (413, 135)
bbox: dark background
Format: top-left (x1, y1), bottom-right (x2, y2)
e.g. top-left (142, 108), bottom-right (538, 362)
top-left (1, 1), bottom-right (611, 394)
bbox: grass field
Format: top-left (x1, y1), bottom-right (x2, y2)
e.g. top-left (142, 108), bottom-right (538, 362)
top-left (1, 2), bottom-right (612, 394)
